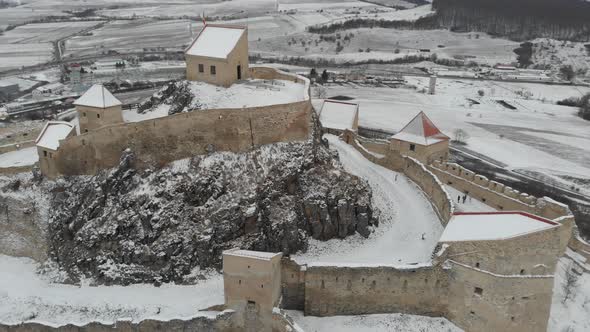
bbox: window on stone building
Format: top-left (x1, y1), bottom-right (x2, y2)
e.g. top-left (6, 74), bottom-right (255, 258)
top-left (261, 284), bottom-right (264, 288)
top-left (321, 280), bottom-right (325, 289)
top-left (49, 152), bottom-right (53, 158)
top-left (474, 287), bottom-right (483, 296)
top-left (43, 150), bottom-right (47, 157)
top-left (239, 280), bottom-right (241, 285)
top-left (475, 262), bottom-right (480, 268)
top-left (210, 65), bottom-right (216, 75)
top-left (97, 113), bottom-right (100, 119)
top-left (409, 143), bottom-right (416, 151)
top-left (83, 112), bottom-right (86, 117)
top-left (198, 64), bottom-right (204, 73)
top-left (520, 269), bottom-right (525, 275)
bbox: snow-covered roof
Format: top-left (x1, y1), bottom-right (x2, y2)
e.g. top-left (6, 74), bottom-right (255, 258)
top-left (319, 100), bottom-right (358, 131)
top-left (74, 84), bottom-right (121, 108)
top-left (186, 25), bottom-right (246, 59)
top-left (391, 111), bottom-right (449, 145)
top-left (439, 212), bottom-right (558, 242)
top-left (223, 249), bottom-right (281, 261)
top-left (35, 121), bottom-right (75, 151)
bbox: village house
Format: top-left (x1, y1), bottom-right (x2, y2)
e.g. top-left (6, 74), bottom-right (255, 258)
top-left (185, 24), bottom-right (249, 87)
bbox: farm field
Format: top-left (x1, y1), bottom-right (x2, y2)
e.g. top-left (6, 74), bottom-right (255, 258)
top-left (64, 19), bottom-right (194, 58)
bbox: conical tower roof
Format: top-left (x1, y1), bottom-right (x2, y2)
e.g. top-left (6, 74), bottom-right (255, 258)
top-left (74, 84), bottom-right (121, 108)
top-left (391, 111), bottom-right (449, 145)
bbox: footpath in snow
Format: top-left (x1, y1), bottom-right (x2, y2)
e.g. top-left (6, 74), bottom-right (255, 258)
top-left (0, 255), bottom-right (223, 327)
top-left (293, 135), bottom-right (443, 265)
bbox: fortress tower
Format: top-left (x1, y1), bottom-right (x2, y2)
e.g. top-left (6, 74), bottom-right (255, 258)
top-left (185, 24), bottom-right (249, 87)
top-left (74, 84), bottom-right (123, 134)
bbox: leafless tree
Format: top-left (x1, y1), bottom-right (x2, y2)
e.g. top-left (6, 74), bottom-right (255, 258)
top-left (452, 129), bottom-right (470, 144)
top-left (314, 85), bottom-right (327, 99)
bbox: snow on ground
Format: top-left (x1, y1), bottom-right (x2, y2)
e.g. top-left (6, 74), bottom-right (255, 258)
top-left (444, 185), bottom-right (496, 213)
top-left (293, 134), bottom-right (443, 265)
top-left (287, 309), bottom-right (463, 332)
top-left (0, 255), bottom-right (224, 327)
top-left (0, 147), bottom-right (38, 168)
top-left (548, 256), bottom-right (590, 332)
top-left (0, 43), bottom-right (52, 72)
top-left (318, 78), bottom-right (590, 196)
top-left (123, 79), bottom-right (306, 123)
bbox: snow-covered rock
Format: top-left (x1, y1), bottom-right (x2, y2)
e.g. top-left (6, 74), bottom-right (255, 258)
top-left (46, 139), bottom-right (376, 285)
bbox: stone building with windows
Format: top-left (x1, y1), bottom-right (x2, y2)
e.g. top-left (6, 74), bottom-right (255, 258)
top-left (35, 121), bottom-right (76, 177)
top-left (185, 24), bottom-right (249, 87)
top-left (74, 84), bottom-right (123, 134)
top-left (390, 111), bottom-right (450, 164)
top-left (318, 99), bottom-right (359, 136)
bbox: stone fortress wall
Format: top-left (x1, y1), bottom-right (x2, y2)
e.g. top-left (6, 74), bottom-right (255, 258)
top-left (48, 67), bottom-right (311, 177)
top-left (278, 129), bottom-right (582, 332)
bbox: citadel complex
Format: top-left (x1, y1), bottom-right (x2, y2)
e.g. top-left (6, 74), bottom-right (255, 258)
top-left (3, 24), bottom-right (590, 331)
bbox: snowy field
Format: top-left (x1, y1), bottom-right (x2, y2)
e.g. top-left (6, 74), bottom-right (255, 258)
top-left (549, 255), bottom-right (590, 332)
top-left (293, 135), bottom-right (442, 265)
top-left (64, 19), bottom-right (194, 58)
top-left (0, 43), bottom-right (52, 71)
top-left (123, 79), bottom-right (306, 122)
top-left (0, 147), bottom-right (38, 168)
top-left (252, 27), bottom-right (519, 66)
top-left (287, 310), bottom-right (463, 332)
top-left (0, 255), bottom-right (224, 327)
top-left (0, 21), bottom-right (101, 44)
top-left (316, 78), bottom-right (590, 196)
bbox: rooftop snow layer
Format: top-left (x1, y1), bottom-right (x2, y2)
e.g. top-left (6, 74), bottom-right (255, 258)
top-left (391, 111), bottom-right (449, 146)
top-left (35, 121), bottom-right (75, 151)
top-left (224, 249), bottom-right (281, 261)
top-left (319, 100), bottom-right (358, 130)
top-left (74, 84), bottom-right (121, 108)
top-left (186, 25), bottom-right (245, 59)
top-left (439, 212), bottom-right (557, 242)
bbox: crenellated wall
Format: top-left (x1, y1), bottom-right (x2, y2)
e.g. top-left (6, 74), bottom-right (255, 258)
top-left (429, 160), bottom-right (572, 220)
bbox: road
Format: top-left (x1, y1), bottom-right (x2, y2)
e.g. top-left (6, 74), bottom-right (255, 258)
top-left (294, 134), bottom-right (442, 265)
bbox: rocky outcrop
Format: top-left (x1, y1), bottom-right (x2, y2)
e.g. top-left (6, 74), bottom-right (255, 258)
top-left (47, 140), bottom-right (377, 285)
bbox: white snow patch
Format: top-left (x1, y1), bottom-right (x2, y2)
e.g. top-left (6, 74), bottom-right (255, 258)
top-left (0, 147), bottom-right (38, 168)
top-left (0, 255), bottom-right (224, 327)
top-left (439, 213), bottom-right (557, 242)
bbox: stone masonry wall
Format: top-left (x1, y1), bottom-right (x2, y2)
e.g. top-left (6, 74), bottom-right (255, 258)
top-left (303, 263), bottom-right (449, 317)
top-left (281, 258), bottom-right (306, 310)
top-left (447, 261), bottom-right (554, 332)
top-left (49, 67), bottom-right (311, 177)
top-left (442, 223), bottom-right (565, 275)
top-left (429, 161), bottom-right (571, 220)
